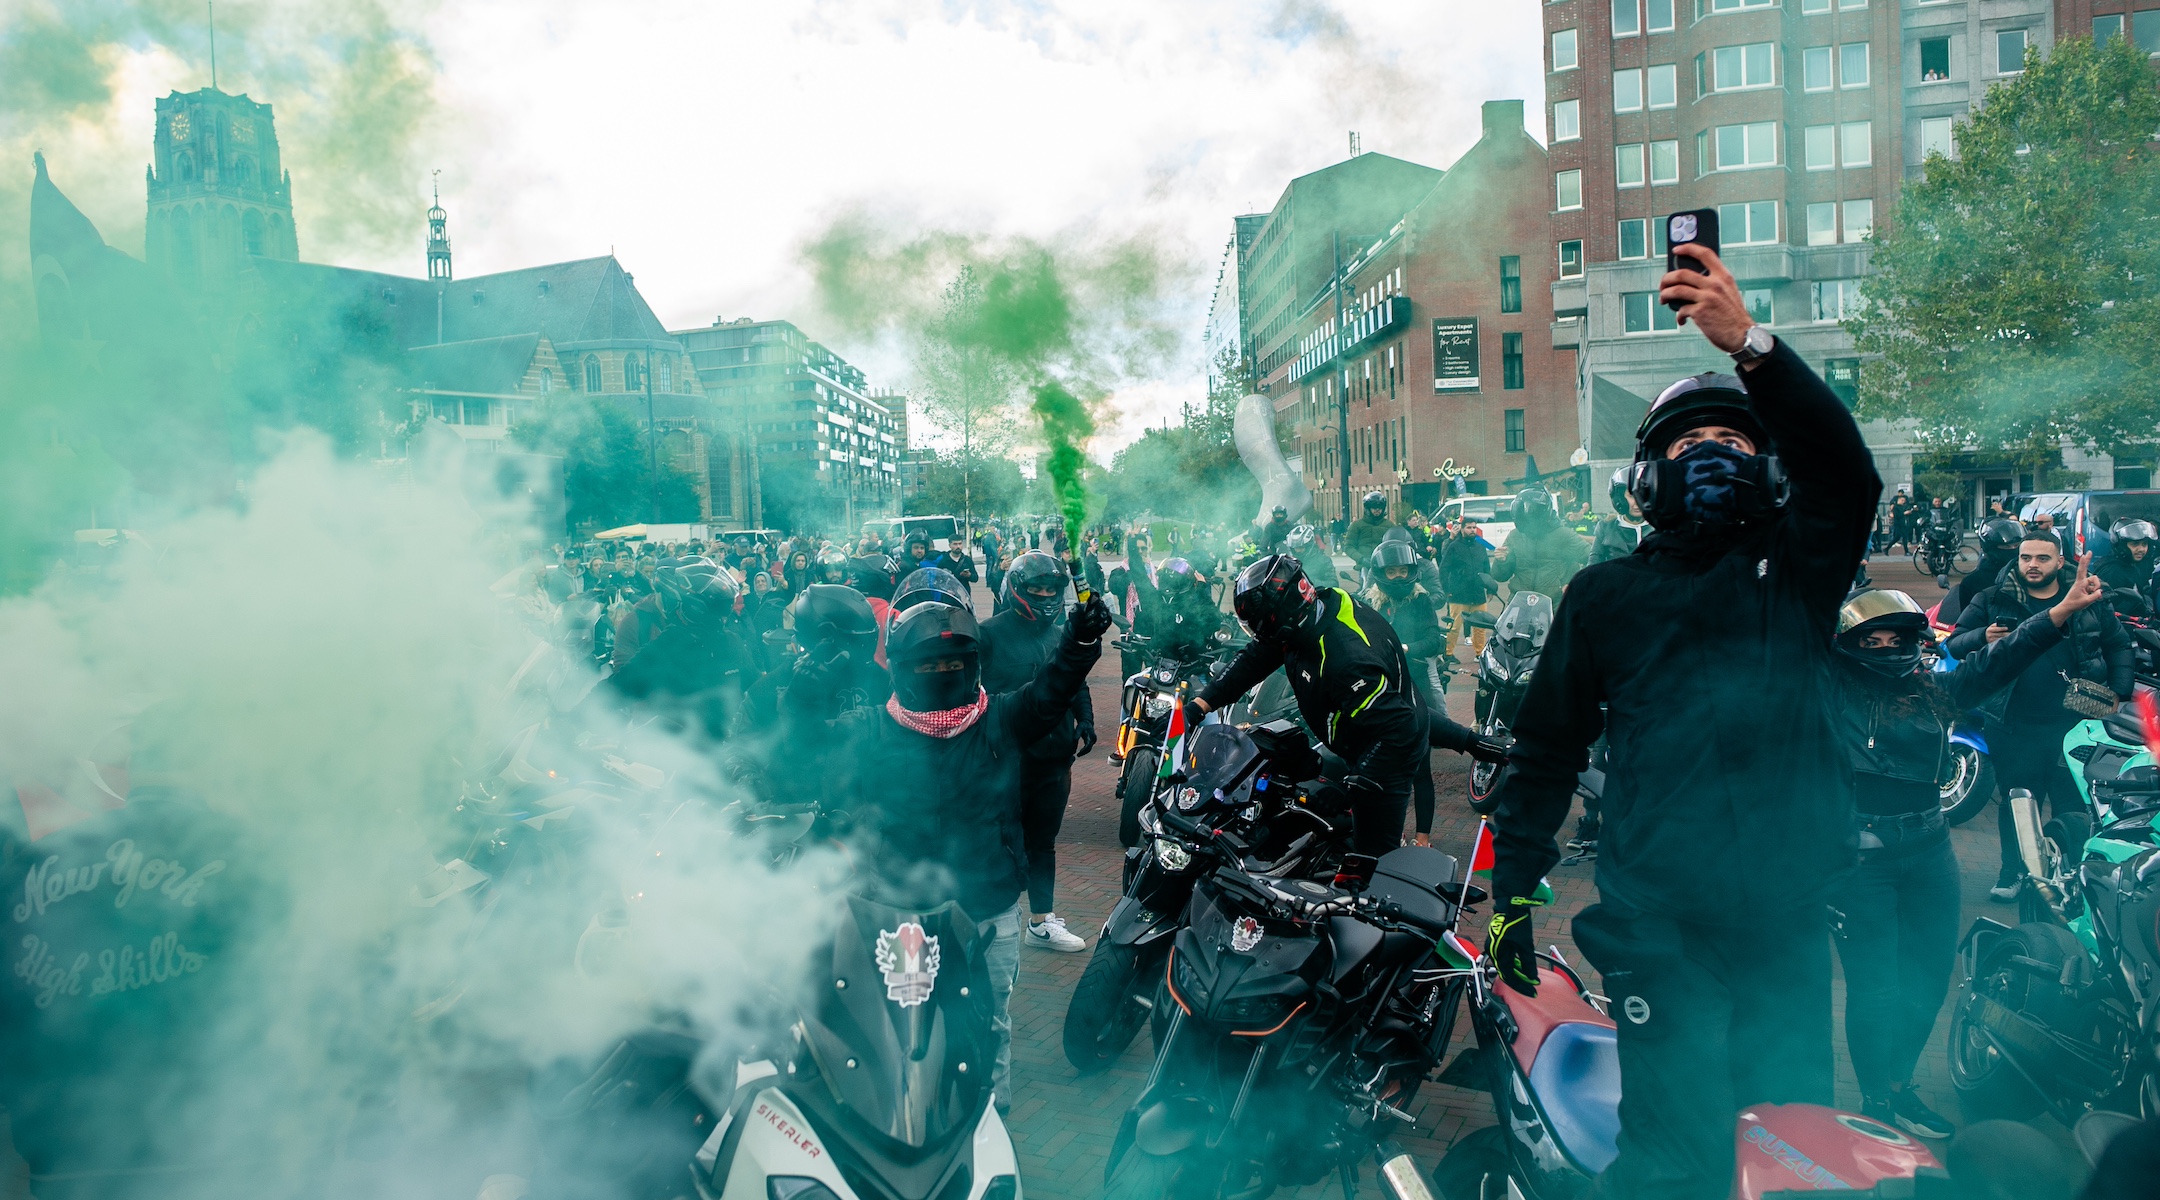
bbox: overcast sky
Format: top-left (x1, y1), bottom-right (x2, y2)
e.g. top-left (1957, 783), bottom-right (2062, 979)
top-left (10, 0), bottom-right (1543, 455)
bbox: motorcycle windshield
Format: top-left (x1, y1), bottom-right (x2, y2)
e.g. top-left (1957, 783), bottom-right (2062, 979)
top-left (1185, 724), bottom-right (1262, 801)
top-left (1491, 592), bottom-right (1553, 660)
top-left (799, 895), bottom-right (990, 1152)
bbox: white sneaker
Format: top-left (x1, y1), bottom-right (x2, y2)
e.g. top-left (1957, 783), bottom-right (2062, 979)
top-left (1026, 914), bottom-right (1086, 953)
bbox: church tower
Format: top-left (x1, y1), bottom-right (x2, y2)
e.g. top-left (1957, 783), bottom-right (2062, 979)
top-left (427, 174), bottom-right (452, 281)
top-left (145, 87), bottom-right (298, 284)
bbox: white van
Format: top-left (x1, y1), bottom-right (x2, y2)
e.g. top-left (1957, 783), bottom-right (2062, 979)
top-left (1434, 492), bottom-right (1554, 549)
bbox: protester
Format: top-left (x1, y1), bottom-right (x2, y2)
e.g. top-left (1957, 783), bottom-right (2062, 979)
top-left (1889, 485), bottom-right (1916, 553)
top-left (1439, 521), bottom-right (1495, 666)
top-left (1342, 491), bottom-right (1393, 575)
top-left (1490, 486), bottom-right (1586, 598)
top-left (1590, 467), bottom-right (1649, 564)
top-left (2097, 519), bottom-right (2158, 605)
top-left (1363, 540), bottom-right (1450, 846)
top-left (1284, 523), bottom-right (1340, 588)
top-left (1951, 517), bottom-right (2026, 616)
top-left (1487, 242), bottom-right (1880, 1200)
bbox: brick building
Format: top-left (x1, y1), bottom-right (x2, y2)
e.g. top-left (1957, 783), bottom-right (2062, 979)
top-left (1273, 101), bottom-right (1582, 522)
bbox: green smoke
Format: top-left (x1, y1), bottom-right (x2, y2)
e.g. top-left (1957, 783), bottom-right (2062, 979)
top-left (1030, 382), bottom-right (1095, 546)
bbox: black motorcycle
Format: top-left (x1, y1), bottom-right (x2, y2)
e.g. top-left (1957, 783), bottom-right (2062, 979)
top-left (1064, 719), bottom-right (1350, 1074)
top-left (1914, 521), bottom-right (1964, 589)
top-left (1113, 633), bottom-right (1238, 847)
top-left (1465, 591), bottom-right (1555, 814)
top-left (1102, 723), bottom-right (1472, 1200)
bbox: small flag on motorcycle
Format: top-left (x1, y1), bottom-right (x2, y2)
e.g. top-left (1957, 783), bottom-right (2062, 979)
top-left (1158, 686), bottom-right (1187, 785)
top-left (1459, 818), bottom-right (1494, 918)
top-left (2138, 691), bottom-right (2160, 764)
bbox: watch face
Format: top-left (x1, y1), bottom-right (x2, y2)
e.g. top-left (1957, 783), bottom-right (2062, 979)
top-left (169, 112), bottom-right (190, 141)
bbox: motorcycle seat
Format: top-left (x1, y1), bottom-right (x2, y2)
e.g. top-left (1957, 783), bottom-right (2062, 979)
top-left (1525, 1022), bottom-right (1622, 1175)
top-left (2103, 709), bottom-right (2146, 747)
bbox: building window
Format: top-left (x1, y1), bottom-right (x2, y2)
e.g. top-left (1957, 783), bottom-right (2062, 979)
top-left (1553, 99), bottom-right (1580, 142)
top-left (1742, 287), bottom-right (1774, 324)
top-left (1719, 200), bottom-right (1779, 245)
top-left (1619, 218), bottom-right (1651, 260)
top-left (1842, 198), bottom-right (1874, 242)
top-left (1841, 121), bottom-right (1873, 167)
top-left (1804, 45), bottom-right (1833, 91)
top-left (1559, 240), bottom-right (1584, 278)
top-left (1648, 63), bottom-right (1678, 107)
top-left (1650, 139), bottom-right (1679, 184)
top-left (1614, 68), bottom-right (1644, 112)
top-left (1919, 116), bottom-right (1954, 159)
top-left (1813, 278), bottom-right (1865, 322)
top-left (1919, 37), bottom-right (1950, 80)
top-left (659, 356), bottom-right (673, 391)
top-left (2094, 14), bottom-right (2124, 42)
top-left (1500, 256), bottom-right (1523, 313)
top-left (1616, 142), bottom-right (1646, 188)
top-left (1801, 0), bottom-right (1830, 13)
top-left (1706, 0), bottom-right (1774, 11)
top-left (1623, 292), bottom-right (1682, 332)
top-left (584, 356), bottom-right (602, 391)
top-left (1806, 202), bottom-right (1838, 246)
top-left (2136, 11), bottom-right (2160, 53)
top-left (242, 209), bottom-right (264, 256)
top-left (1712, 42), bottom-right (1777, 90)
top-left (1505, 409), bottom-right (1527, 452)
top-left (1553, 28), bottom-right (1579, 71)
top-left (1614, 0), bottom-right (1640, 37)
top-left (1714, 121), bottom-right (1778, 169)
top-left (1556, 169), bottom-right (1583, 211)
top-left (625, 355), bottom-right (643, 391)
top-left (1648, 0), bottom-right (1675, 30)
top-left (1503, 334), bottom-right (1525, 390)
top-left (1997, 29), bottom-right (2028, 74)
top-left (1804, 125), bottom-right (1835, 170)
top-left (540, 368), bottom-right (554, 394)
top-left (1841, 42), bottom-right (1870, 87)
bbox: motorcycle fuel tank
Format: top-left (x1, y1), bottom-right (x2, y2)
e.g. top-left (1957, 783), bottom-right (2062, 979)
top-left (1731, 1104), bottom-right (1938, 1199)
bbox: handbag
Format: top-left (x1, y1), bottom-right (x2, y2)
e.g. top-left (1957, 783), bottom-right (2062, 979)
top-left (2062, 673), bottom-right (2120, 720)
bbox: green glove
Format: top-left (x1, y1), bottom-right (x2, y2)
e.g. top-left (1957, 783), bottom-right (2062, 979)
top-left (1487, 893), bottom-right (1546, 996)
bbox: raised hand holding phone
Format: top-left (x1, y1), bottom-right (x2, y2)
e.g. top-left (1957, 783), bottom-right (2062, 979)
top-left (1658, 233), bottom-right (1756, 357)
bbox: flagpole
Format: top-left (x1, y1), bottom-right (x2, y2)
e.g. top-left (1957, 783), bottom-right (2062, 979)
top-left (1457, 817), bottom-right (1488, 929)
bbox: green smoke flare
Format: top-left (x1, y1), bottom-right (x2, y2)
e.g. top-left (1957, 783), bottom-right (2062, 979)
top-left (1030, 382), bottom-right (1094, 547)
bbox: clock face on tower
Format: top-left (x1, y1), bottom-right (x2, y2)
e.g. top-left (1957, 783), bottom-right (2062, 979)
top-left (169, 112), bottom-right (191, 141)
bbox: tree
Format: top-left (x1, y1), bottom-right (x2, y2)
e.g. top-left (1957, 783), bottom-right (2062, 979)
top-left (511, 396), bottom-right (700, 533)
top-left (913, 267), bottom-right (1023, 529)
top-left (1099, 343), bottom-right (1256, 525)
top-left (1850, 35), bottom-right (2160, 460)
top-left (905, 448), bottom-right (1023, 518)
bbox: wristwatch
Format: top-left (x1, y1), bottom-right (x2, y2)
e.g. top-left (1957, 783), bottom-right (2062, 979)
top-left (1730, 324), bottom-right (1775, 365)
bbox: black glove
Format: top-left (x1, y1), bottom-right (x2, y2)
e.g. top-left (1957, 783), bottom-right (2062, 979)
top-left (1469, 735), bottom-right (1512, 765)
top-left (1487, 895), bottom-right (1543, 996)
top-left (790, 649), bottom-right (849, 691)
top-left (1069, 595), bottom-right (1113, 643)
top-left (1075, 722), bottom-right (1098, 758)
top-left (1181, 700), bottom-right (1209, 731)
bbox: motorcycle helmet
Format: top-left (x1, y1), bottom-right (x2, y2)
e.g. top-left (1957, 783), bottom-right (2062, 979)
top-left (1286, 524), bottom-right (1318, 550)
top-left (2111, 518), bottom-right (2158, 553)
top-left (1513, 487), bottom-right (1556, 533)
top-left (793, 584), bottom-right (879, 662)
top-left (1002, 551), bottom-right (1070, 622)
top-left (1835, 589), bottom-right (1929, 679)
top-left (1271, 506), bottom-right (1288, 524)
top-left (1232, 554), bottom-right (1320, 644)
top-left (1158, 557), bottom-right (1199, 598)
top-left (814, 546), bottom-right (850, 585)
top-left (1608, 466), bottom-right (1632, 514)
top-left (1627, 373), bottom-right (1786, 531)
top-left (1381, 525), bottom-right (1412, 543)
top-left (672, 560), bottom-right (740, 623)
top-left (1370, 540), bottom-right (1420, 600)
top-left (902, 529), bottom-right (932, 561)
top-left (1977, 517), bottom-right (2025, 555)
top-left (894, 567), bottom-right (970, 614)
top-left (848, 554), bottom-right (900, 601)
top-left (885, 601), bottom-right (982, 712)
top-left (1362, 491), bottom-right (1388, 517)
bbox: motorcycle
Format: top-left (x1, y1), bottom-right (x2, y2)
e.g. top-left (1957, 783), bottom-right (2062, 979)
top-left (1913, 522), bottom-right (1967, 590)
top-left (1064, 718), bottom-right (1350, 1074)
top-left (1465, 592), bottom-right (1555, 815)
top-left (1432, 940), bottom-right (1945, 1199)
top-left (1101, 722), bottom-right (1471, 1200)
top-left (690, 893), bottom-right (1023, 1200)
top-left (1921, 602), bottom-right (1998, 827)
top-left (1112, 632), bottom-right (1239, 848)
top-left (1949, 773), bottom-right (2160, 1123)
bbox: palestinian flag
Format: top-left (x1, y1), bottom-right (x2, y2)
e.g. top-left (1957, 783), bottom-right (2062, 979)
top-left (1157, 690), bottom-right (1188, 790)
top-left (1466, 817), bottom-right (1494, 874)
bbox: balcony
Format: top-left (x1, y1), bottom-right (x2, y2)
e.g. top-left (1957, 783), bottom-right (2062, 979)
top-left (1291, 295), bottom-right (1411, 384)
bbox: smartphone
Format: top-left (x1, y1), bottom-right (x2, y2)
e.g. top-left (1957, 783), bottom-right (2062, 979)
top-left (1663, 208), bottom-right (1720, 310)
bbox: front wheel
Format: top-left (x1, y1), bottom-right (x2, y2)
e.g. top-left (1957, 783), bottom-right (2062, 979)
top-left (1119, 748), bottom-right (1159, 849)
top-left (1063, 941), bottom-right (1150, 1075)
top-left (1940, 743), bottom-right (1995, 826)
top-left (1950, 922), bottom-right (2092, 1122)
top-left (1954, 544), bottom-right (1982, 575)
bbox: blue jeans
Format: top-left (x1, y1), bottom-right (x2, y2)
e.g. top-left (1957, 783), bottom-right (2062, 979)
top-left (977, 903), bottom-right (1021, 1110)
top-left (1833, 812), bottom-right (1961, 1096)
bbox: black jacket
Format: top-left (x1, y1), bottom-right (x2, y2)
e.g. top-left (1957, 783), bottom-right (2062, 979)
top-left (609, 618), bottom-right (751, 740)
top-left (1492, 522), bottom-right (1588, 597)
top-left (1361, 584), bottom-right (1445, 663)
top-left (1489, 340), bottom-right (1882, 921)
top-left (1832, 612), bottom-right (2065, 811)
top-left (1342, 515), bottom-right (1393, 567)
top-left (2096, 551), bottom-right (2156, 602)
top-left (1950, 549), bottom-right (2016, 616)
top-left (979, 608), bottom-right (1095, 761)
top-left (1946, 578), bottom-right (2132, 728)
top-left (1439, 536), bottom-right (1493, 605)
top-left (794, 627), bottom-right (1100, 919)
top-left (1199, 587), bottom-right (1419, 768)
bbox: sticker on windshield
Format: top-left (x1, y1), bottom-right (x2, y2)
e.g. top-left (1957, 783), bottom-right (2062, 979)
top-left (875, 923), bottom-right (941, 1008)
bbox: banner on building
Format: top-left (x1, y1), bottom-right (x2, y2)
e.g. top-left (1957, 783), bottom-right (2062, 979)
top-left (1433, 318), bottom-right (1479, 391)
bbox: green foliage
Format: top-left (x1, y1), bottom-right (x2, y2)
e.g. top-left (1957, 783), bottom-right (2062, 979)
top-left (904, 449), bottom-right (1023, 517)
top-left (1851, 35), bottom-right (2160, 457)
top-left (511, 396), bottom-right (699, 533)
top-left (1100, 344), bottom-right (1255, 525)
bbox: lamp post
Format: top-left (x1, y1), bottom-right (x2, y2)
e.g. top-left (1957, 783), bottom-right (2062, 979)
top-left (644, 351), bottom-right (658, 522)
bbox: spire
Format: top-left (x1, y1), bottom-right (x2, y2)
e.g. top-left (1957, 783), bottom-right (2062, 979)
top-left (426, 170), bottom-right (452, 282)
top-left (209, 1), bottom-right (218, 91)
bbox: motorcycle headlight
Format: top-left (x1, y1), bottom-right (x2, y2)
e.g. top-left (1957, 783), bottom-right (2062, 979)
top-left (1144, 692), bottom-right (1175, 719)
top-left (1154, 838), bottom-right (1192, 872)
top-left (1485, 654), bottom-right (1510, 683)
top-left (1170, 949), bottom-right (1208, 1011)
top-left (1218, 992), bottom-right (1297, 1030)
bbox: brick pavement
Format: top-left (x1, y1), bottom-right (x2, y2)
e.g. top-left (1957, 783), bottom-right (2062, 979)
top-left (998, 554), bottom-right (2024, 1198)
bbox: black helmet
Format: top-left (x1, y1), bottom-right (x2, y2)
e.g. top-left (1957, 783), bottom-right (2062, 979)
top-left (1835, 589), bottom-right (1929, 679)
top-left (1977, 517), bottom-right (2025, 554)
top-left (1001, 551), bottom-right (1069, 622)
top-left (1634, 373), bottom-right (1767, 461)
top-left (903, 528), bottom-right (931, 553)
top-left (1381, 525), bottom-right (1411, 543)
top-left (814, 546), bottom-right (850, 584)
top-left (793, 584), bottom-right (878, 661)
top-left (1513, 488), bottom-right (1556, 531)
top-left (1232, 554), bottom-right (1319, 644)
top-left (848, 554), bottom-right (900, 601)
top-left (1627, 374), bottom-right (1786, 531)
top-left (1158, 557), bottom-right (1199, 597)
top-left (1271, 505), bottom-right (1288, 523)
top-left (1609, 466), bottom-right (1632, 513)
top-left (672, 560), bottom-right (740, 622)
top-left (1370, 540), bottom-right (1420, 600)
top-left (894, 567), bottom-right (969, 613)
top-left (886, 602), bottom-right (982, 712)
top-left (1362, 490), bottom-right (1387, 515)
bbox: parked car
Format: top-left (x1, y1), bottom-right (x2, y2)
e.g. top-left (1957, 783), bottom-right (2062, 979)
top-left (1435, 491), bottom-right (1555, 549)
top-left (2007, 490), bottom-right (2160, 560)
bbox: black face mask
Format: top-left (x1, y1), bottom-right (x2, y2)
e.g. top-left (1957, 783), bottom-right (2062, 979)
top-left (1378, 575), bottom-right (1416, 600)
top-left (1836, 638), bottom-right (1923, 679)
top-left (892, 656), bottom-right (979, 711)
top-left (1677, 441), bottom-right (1753, 526)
